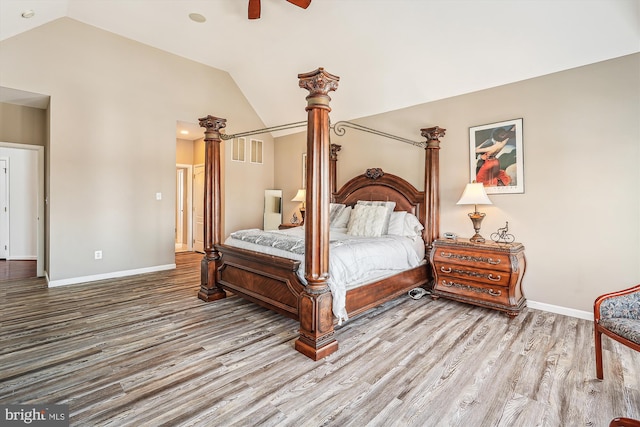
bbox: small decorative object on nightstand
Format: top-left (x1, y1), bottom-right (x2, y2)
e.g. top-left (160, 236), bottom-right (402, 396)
top-left (430, 238), bottom-right (526, 317)
top-left (490, 221), bottom-right (515, 244)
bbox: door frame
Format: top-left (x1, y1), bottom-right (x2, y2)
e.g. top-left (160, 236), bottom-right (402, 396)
top-left (193, 163), bottom-right (204, 253)
top-left (176, 164), bottom-right (193, 252)
top-left (0, 141), bottom-right (45, 277)
top-left (0, 157), bottom-right (9, 259)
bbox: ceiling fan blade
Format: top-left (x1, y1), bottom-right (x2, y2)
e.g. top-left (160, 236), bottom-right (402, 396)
top-left (287, 0), bottom-right (311, 9)
top-left (248, 0), bottom-right (261, 19)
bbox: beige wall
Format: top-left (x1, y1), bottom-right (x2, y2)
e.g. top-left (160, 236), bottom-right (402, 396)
top-left (0, 103), bottom-right (47, 146)
top-left (0, 18), bottom-right (274, 282)
top-left (175, 138), bottom-right (195, 165)
top-left (1, 17), bottom-right (636, 314)
top-left (275, 53), bottom-right (640, 315)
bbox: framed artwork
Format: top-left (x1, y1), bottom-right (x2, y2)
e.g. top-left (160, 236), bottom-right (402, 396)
top-left (302, 153), bottom-right (307, 188)
top-left (468, 118), bottom-right (524, 194)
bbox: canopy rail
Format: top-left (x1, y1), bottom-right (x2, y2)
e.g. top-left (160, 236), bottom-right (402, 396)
top-left (220, 121), bottom-right (306, 140)
top-left (220, 120), bottom-right (425, 148)
top-left (331, 121), bottom-right (425, 148)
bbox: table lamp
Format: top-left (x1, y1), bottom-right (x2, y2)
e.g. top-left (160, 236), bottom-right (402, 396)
top-left (291, 189), bottom-right (306, 224)
top-left (456, 182), bottom-right (492, 243)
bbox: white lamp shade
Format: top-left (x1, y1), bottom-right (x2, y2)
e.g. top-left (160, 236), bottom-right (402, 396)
top-left (456, 182), bottom-right (492, 205)
top-left (291, 189), bottom-right (306, 202)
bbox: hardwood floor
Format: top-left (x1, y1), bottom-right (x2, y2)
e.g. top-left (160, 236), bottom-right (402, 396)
top-left (1, 252), bottom-right (638, 426)
top-left (0, 259), bottom-right (37, 281)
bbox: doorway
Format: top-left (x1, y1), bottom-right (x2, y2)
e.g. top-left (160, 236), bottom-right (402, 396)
top-left (175, 164), bottom-right (193, 253)
top-left (0, 158), bottom-right (8, 259)
top-left (0, 142), bottom-right (44, 278)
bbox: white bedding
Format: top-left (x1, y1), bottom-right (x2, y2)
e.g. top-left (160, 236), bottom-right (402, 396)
top-left (224, 226), bottom-right (425, 324)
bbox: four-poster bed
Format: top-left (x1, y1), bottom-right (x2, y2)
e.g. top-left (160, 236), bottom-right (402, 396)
top-left (197, 68), bottom-right (445, 360)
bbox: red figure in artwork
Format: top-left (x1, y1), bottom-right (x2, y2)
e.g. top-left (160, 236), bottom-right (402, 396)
top-left (475, 126), bottom-right (515, 187)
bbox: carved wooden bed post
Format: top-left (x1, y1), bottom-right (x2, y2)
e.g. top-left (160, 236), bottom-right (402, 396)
top-left (330, 143), bottom-right (342, 197)
top-left (295, 68), bottom-right (340, 360)
top-left (197, 115), bottom-right (227, 302)
top-left (421, 126), bottom-right (446, 259)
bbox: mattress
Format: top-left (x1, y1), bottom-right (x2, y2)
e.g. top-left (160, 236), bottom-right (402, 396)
top-left (224, 226), bottom-right (425, 323)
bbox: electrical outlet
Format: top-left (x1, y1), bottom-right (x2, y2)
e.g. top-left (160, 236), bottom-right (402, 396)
top-left (94, 250), bottom-right (102, 260)
top-left (156, 192), bottom-right (162, 200)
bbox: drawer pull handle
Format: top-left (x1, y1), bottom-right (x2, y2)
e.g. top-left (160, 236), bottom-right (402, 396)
top-left (440, 280), bottom-right (503, 298)
top-left (440, 251), bottom-right (502, 265)
top-left (488, 274), bottom-right (501, 282)
top-left (440, 266), bottom-right (452, 273)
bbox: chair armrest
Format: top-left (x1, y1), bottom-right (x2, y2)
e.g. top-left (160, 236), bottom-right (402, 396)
top-left (609, 417), bottom-right (640, 427)
top-left (594, 284), bottom-right (640, 323)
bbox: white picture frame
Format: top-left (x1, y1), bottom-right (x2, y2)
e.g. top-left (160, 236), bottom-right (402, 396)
top-left (468, 118), bottom-right (524, 194)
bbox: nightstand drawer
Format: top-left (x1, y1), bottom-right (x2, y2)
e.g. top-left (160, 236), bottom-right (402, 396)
top-left (436, 278), bottom-right (510, 306)
top-left (437, 278), bottom-right (509, 305)
top-left (435, 263), bottom-right (511, 287)
top-left (433, 247), bottom-right (512, 272)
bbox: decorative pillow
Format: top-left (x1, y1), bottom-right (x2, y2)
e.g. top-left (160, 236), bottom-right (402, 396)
top-left (331, 206), bottom-right (351, 229)
top-left (403, 213), bottom-right (424, 238)
top-left (387, 211), bottom-right (407, 236)
top-left (329, 203), bottom-right (346, 226)
top-left (347, 204), bottom-right (388, 237)
top-left (356, 200), bottom-right (396, 234)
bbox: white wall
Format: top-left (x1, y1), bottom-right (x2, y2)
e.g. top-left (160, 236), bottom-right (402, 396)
top-left (0, 147), bottom-right (38, 259)
top-left (0, 18), bottom-right (274, 283)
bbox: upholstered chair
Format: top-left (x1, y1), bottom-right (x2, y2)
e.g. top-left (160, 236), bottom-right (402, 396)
top-left (609, 417), bottom-right (640, 427)
top-left (594, 284), bottom-right (640, 380)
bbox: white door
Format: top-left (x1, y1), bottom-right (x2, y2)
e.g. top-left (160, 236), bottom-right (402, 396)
top-left (193, 164), bottom-right (204, 253)
top-left (0, 158), bottom-right (8, 259)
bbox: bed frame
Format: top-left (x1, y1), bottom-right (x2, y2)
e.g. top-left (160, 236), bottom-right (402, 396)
top-left (197, 68), bottom-right (445, 360)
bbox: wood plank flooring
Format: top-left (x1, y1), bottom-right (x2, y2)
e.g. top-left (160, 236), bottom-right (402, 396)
top-left (1, 252), bottom-right (638, 426)
top-left (0, 259), bottom-right (37, 281)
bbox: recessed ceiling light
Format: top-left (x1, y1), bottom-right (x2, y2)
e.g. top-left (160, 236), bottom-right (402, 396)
top-left (21, 10), bottom-right (35, 19)
top-left (189, 13), bottom-right (206, 23)
top-left (180, 130), bottom-right (189, 135)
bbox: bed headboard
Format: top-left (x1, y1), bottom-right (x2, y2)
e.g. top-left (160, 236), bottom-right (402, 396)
top-left (332, 168), bottom-right (426, 227)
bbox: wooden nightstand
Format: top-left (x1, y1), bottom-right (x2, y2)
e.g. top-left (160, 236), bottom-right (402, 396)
top-left (430, 238), bottom-right (526, 317)
top-left (278, 223), bottom-right (301, 230)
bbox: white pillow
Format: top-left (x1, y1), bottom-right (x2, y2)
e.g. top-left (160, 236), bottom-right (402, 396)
top-left (387, 211), bottom-right (407, 236)
top-left (331, 206), bottom-right (351, 229)
top-left (347, 204), bottom-right (388, 237)
top-left (356, 200), bottom-right (396, 234)
top-left (403, 213), bottom-right (424, 238)
top-left (329, 203), bottom-right (346, 226)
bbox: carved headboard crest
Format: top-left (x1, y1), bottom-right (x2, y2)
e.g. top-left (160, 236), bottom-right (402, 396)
top-left (365, 168), bottom-right (384, 180)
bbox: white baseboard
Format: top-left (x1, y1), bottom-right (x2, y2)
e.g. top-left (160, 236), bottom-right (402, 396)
top-left (527, 299), bottom-right (593, 321)
top-left (47, 263), bottom-right (176, 287)
top-left (7, 255), bottom-right (37, 261)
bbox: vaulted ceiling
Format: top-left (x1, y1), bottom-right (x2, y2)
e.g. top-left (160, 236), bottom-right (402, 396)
top-left (1, 0), bottom-right (638, 132)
